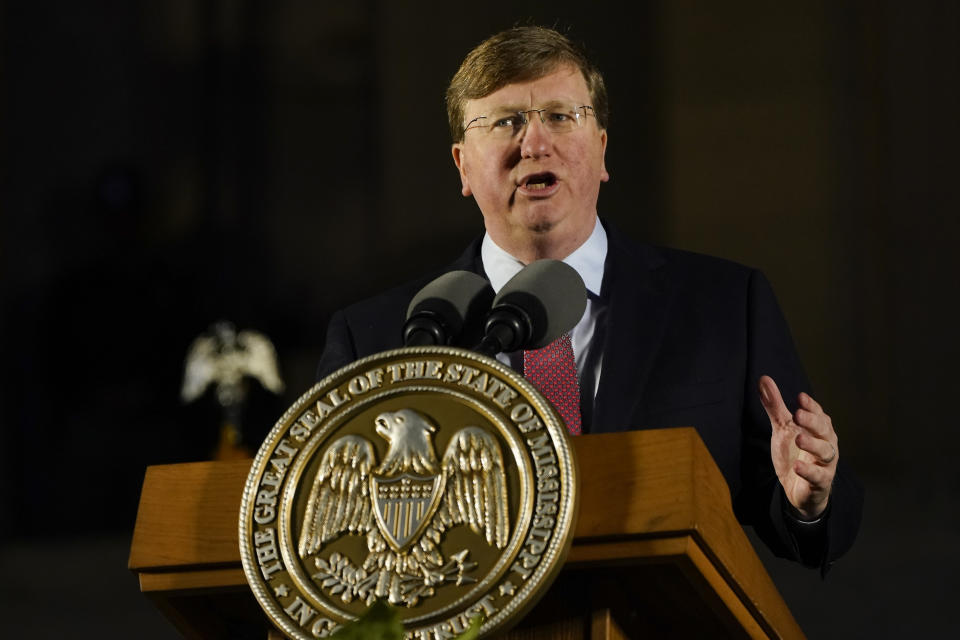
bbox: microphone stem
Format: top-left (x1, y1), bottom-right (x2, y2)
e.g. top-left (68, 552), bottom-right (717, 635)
top-left (473, 320), bottom-right (519, 357)
top-left (474, 334), bottom-right (502, 357)
top-left (402, 315), bottom-right (446, 346)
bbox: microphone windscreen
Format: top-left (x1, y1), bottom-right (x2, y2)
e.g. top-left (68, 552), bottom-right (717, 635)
top-left (406, 271), bottom-right (494, 342)
top-left (492, 260), bottom-right (586, 349)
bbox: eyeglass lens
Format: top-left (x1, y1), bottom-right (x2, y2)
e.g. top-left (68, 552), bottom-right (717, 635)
top-left (466, 105), bottom-right (592, 137)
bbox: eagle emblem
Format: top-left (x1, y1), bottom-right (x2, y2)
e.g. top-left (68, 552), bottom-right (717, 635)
top-left (298, 409), bottom-right (510, 608)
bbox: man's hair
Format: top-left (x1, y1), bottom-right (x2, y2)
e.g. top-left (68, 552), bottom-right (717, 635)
top-left (445, 26), bottom-right (609, 143)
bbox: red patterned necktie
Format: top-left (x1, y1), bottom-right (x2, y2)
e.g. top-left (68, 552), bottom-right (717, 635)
top-left (523, 333), bottom-right (582, 435)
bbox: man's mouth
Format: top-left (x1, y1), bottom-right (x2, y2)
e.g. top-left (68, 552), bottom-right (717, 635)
top-left (519, 172), bottom-right (558, 192)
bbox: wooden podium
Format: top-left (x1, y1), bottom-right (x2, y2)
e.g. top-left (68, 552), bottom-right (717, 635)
top-left (129, 428), bottom-right (805, 639)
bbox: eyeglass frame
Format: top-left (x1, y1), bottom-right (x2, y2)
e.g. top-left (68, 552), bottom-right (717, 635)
top-left (462, 104), bottom-right (596, 138)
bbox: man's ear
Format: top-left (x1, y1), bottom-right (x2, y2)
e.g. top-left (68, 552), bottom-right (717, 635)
top-left (452, 144), bottom-right (472, 197)
top-left (599, 130), bottom-right (610, 183)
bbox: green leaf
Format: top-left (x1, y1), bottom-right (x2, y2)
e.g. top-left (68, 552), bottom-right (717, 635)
top-left (454, 615), bottom-right (483, 640)
top-left (328, 600), bottom-right (404, 640)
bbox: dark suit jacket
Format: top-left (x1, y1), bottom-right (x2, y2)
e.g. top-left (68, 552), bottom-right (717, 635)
top-left (316, 223), bottom-right (863, 572)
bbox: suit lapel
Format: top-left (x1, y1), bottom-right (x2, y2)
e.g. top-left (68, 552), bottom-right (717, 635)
top-left (448, 229), bottom-right (673, 433)
top-left (448, 236), bottom-right (486, 277)
top-left (592, 226), bottom-right (674, 432)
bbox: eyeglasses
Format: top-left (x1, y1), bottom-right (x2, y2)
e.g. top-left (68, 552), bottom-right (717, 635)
top-left (464, 104), bottom-right (595, 139)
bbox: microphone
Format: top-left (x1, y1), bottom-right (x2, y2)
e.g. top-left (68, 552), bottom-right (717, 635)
top-left (403, 271), bottom-right (495, 346)
top-left (476, 260), bottom-right (587, 356)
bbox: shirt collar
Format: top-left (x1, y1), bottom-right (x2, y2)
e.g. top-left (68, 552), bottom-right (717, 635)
top-left (481, 217), bottom-right (607, 295)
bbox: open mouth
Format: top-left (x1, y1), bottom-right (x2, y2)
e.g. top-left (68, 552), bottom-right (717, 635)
top-left (521, 172), bottom-right (558, 191)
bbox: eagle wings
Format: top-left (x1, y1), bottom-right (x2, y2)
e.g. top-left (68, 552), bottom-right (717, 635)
top-left (297, 409), bottom-right (510, 606)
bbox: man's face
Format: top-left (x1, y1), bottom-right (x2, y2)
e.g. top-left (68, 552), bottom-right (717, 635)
top-left (452, 65), bottom-right (609, 260)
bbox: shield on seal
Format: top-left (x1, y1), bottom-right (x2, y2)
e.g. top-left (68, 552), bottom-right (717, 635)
top-left (370, 472), bottom-right (444, 553)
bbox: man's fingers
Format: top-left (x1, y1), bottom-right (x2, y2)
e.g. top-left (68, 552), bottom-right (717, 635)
top-left (796, 432), bottom-right (837, 465)
top-left (793, 458), bottom-right (832, 489)
top-left (794, 408), bottom-right (832, 439)
top-left (758, 375), bottom-right (792, 427)
top-left (798, 391), bottom-right (823, 414)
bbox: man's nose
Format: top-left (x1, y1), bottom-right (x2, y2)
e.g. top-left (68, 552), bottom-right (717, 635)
top-left (520, 114), bottom-right (552, 158)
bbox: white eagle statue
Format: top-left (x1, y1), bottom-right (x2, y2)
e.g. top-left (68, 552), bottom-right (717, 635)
top-left (181, 321), bottom-right (284, 407)
top-left (298, 408), bottom-right (510, 607)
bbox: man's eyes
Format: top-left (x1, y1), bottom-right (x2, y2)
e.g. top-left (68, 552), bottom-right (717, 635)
top-left (492, 112), bottom-right (570, 125)
top-left (485, 109), bottom-right (577, 131)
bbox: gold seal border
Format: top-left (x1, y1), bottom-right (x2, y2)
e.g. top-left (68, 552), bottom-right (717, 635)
top-left (239, 346), bottom-right (579, 638)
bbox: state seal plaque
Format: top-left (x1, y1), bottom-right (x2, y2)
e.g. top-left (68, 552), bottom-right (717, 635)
top-left (239, 346), bottom-right (578, 639)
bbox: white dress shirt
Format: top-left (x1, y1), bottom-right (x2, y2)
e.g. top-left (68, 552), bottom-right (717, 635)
top-left (480, 218), bottom-right (608, 402)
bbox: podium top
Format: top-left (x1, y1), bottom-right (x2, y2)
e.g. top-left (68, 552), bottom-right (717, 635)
top-left (130, 428), bottom-right (803, 639)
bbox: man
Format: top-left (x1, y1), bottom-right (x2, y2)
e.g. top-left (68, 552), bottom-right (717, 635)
top-left (317, 26), bottom-right (862, 571)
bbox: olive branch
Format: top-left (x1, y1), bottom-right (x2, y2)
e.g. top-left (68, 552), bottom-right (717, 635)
top-left (312, 549), bottom-right (478, 608)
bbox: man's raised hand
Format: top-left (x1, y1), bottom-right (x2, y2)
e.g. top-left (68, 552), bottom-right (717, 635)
top-left (758, 375), bottom-right (838, 520)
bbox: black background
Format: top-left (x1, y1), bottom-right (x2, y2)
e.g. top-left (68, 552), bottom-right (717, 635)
top-left (1, 2), bottom-right (958, 637)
